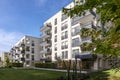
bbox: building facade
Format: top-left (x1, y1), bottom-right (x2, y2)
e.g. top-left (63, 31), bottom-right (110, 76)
top-left (10, 35), bottom-right (41, 67)
top-left (40, 2), bottom-right (104, 70)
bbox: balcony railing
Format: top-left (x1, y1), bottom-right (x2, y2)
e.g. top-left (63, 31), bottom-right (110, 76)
top-left (81, 36), bottom-right (91, 43)
top-left (41, 23), bottom-right (51, 32)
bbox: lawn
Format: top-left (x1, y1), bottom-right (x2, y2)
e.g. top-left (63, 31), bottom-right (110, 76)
top-left (0, 68), bottom-right (66, 80)
top-left (0, 68), bottom-right (120, 80)
top-left (87, 69), bottom-right (120, 80)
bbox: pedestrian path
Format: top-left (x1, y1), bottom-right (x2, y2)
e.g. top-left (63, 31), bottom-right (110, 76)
top-left (33, 67), bottom-right (88, 73)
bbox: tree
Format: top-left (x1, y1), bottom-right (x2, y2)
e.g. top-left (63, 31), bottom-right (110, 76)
top-left (5, 56), bottom-right (10, 67)
top-left (63, 0), bottom-right (120, 70)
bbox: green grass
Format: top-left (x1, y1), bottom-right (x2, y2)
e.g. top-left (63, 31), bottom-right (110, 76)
top-left (87, 69), bottom-right (120, 80)
top-left (0, 68), bottom-right (120, 80)
top-left (0, 68), bottom-right (66, 80)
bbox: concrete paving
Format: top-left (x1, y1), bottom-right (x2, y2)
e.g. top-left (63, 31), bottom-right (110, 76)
top-left (33, 67), bottom-right (88, 73)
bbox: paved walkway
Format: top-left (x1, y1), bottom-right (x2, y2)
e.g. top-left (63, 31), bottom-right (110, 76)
top-left (33, 67), bottom-right (88, 73)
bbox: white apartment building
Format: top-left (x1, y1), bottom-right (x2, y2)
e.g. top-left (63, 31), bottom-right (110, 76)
top-left (40, 2), bottom-right (103, 70)
top-left (10, 35), bottom-right (41, 67)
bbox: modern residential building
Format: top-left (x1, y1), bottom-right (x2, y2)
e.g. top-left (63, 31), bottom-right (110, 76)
top-left (10, 35), bottom-right (41, 67)
top-left (40, 2), bottom-right (104, 70)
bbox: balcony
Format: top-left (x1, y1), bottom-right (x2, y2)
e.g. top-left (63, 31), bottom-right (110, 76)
top-left (40, 40), bottom-right (51, 46)
top-left (41, 33), bottom-right (51, 39)
top-left (81, 36), bottom-right (91, 43)
top-left (81, 21), bottom-right (92, 28)
top-left (79, 14), bottom-right (94, 25)
top-left (40, 57), bottom-right (51, 62)
top-left (40, 48), bottom-right (51, 54)
top-left (81, 51), bottom-right (92, 54)
top-left (41, 23), bottom-right (51, 32)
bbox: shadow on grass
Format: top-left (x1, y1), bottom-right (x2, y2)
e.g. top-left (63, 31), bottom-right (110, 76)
top-left (87, 71), bottom-right (110, 80)
top-left (86, 69), bottom-right (120, 80)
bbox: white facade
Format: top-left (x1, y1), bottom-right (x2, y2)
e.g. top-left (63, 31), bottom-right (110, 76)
top-left (10, 35), bottom-right (41, 67)
top-left (41, 2), bottom-right (95, 62)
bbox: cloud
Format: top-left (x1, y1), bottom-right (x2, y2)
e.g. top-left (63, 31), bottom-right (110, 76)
top-left (34, 0), bottom-right (47, 7)
top-left (0, 29), bottom-right (24, 56)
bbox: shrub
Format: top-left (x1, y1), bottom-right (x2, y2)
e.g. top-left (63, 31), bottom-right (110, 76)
top-left (35, 62), bottom-right (57, 68)
top-left (11, 63), bottom-right (23, 67)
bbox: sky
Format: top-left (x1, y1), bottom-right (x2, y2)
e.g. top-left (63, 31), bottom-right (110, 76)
top-left (0, 0), bottom-right (72, 56)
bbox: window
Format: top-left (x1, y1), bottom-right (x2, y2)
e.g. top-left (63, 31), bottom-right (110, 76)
top-left (62, 51), bottom-right (68, 59)
top-left (31, 41), bottom-right (35, 46)
top-left (54, 18), bottom-right (57, 25)
top-left (65, 41), bottom-right (68, 49)
top-left (71, 16), bottom-right (81, 26)
top-left (65, 51), bottom-right (68, 59)
top-left (61, 41), bottom-right (68, 50)
top-left (72, 38), bottom-right (79, 47)
top-left (61, 14), bottom-right (68, 21)
top-left (72, 49), bottom-right (79, 58)
top-left (54, 44), bottom-right (57, 51)
top-left (62, 51), bottom-right (64, 59)
top-left (61, 23), bottom-right (68, 31)
top-left (31, 55), bottom-right (34, 61)
top-left (31, 48), bottom-right (34, 53)
top-left (61, 42), bottom-right (65, 49)
top-left (72, 26), bottom-right (80, 36)
top-left (26, 46), bottom-right (30, 51)
top-left (65, 31), bottom-right (68, 39)
top-left (26, 54), bottom-right (30, 59)
top-left (54, 35), bottom-right (57, 42)
top-left (54, 27), bottom-right (57, 34)
top-left (55, 53), bottom-right (57, 58)
top-left (61, 31), bottom-right (68, 40)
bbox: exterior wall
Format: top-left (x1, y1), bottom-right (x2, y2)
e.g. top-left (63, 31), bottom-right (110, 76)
top-left (10, 35), bottom-right (41, 67)
top-left (40, 1), bottom-right (105, 71)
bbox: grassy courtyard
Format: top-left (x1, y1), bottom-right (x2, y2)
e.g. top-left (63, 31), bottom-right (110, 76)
top-left (0, 68), bottom-right (120, 80)
top-left (0, 68), bottom-right (66, 80)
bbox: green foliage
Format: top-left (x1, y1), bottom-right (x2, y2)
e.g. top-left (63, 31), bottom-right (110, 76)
top-left (63, 0), bottom-right (120, 70)
top-left (64, 0), bottom-right (120, 55)
top-left (5, 56), bottom-right (10, 67)
top-left (11, 63), bottom-right (23, 67)
top-left (0, 69), bottom-right (66, 80)
top-left (35, 62), bottom-right (57, 69)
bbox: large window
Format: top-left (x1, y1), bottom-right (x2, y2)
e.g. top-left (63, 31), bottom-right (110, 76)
top-left (54, 35), bottom-right (57, 42)
top-left (61, 41), bottom-right (68, 50)
top-left (72, 38), bottom-right (79, 47)
top-left (71, 16), bottom-right (81, 26)
top-left (31, 41), bottom-right (35, 46)
top-left (54, 18), bottom-right (57, 25)
top-left (72, 49), bottom-right (79, 58)
top-left (72, 26), bottom-right (80, 36)
top-left (31, 55), bottom-right (34, 61)
top-left (61, 23), bottom-right (68, 31)
top-left (54, 44), bottom-right (57, 51)
top-left (61, 31), bottom-right (68, 40)
top-left (61, 14), bottom-right (68, 21)
top-left (31, 48), bottom-right (34, 53)
top-left (54, 27), bottom-right (57, 34)
top-left (62, 51), bottom-right (68, 59)
top-left (26, 46), bottom-right (30, 51)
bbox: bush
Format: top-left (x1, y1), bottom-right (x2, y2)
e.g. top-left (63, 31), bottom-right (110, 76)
top-left (35, 62), bottom-right (57, 68)
top-left (11, 63), bottom-right (23, 67)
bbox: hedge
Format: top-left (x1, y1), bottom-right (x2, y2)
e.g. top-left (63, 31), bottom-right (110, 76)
top-left (35, 63), bottom-right (57, 68)
top-left (11, 63), bottom-right (23, 67)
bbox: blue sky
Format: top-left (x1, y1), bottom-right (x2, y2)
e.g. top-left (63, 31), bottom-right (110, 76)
top-left (0, 0), bottom-right (72, 56)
